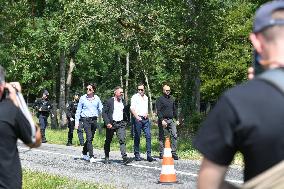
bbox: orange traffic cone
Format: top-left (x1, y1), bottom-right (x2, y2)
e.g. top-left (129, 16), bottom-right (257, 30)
top-left (158, 137), bottom-right (178, 184)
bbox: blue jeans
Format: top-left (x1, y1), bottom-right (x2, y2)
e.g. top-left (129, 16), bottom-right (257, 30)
top-left (81, 117), bottom-right (97, 157)
top-left (134, 117), bottom-right (152, 157)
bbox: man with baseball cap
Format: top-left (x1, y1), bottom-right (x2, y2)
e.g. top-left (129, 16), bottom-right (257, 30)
top-left (33, 89), bottom-right (52, 143)
top-left (194, 1), bottom-right (284, 188)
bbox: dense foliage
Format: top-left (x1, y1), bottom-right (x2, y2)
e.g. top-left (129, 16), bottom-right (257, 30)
top-left (0, 0), bottom-right (265, 129)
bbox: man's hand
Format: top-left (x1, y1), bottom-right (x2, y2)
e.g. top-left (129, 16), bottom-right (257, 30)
top-left (136, 116), bottom-right (142, 121)
top-left (107, 123), bottom-right (112, 129)
top-left (248, 67), bottom-right (254, 80)
top-left (75, 123), bottom-right (79, 130)
top-left (5, 82), bottom-right (19, 107)
top-left (162, 120), bottom-right (167, 128)
top-left (70, 118), bottom-right (74, 122)
top-left (176, 120), bottom-right (180, 126)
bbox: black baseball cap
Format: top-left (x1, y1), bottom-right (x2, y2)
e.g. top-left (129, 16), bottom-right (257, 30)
top-left (43, 90), bottom-right (49, 96)
top-left (253, 1), bottom-right (284, 33)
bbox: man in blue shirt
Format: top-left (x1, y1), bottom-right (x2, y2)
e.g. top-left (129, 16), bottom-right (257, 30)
top-left (75, 83), bottom-right (103, 163)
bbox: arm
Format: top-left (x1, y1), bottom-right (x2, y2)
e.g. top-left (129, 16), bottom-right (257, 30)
top-left (102, 99), bottom-right (111, 125)
top-left (130, 95), bottom-right (142, 121)
top-left (97, 96), bottom-right (103, 115)
top-left (75, 97), bottom-right (83, 126)
top-left (26, 125), bottom-right (41, 148)
top-left (156, 97), bottom-right (163, 120)
top-left (198, 157), bottom-right (228, 189)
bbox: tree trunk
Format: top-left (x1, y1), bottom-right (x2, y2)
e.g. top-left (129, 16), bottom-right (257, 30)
top-left (50, 64), bottom-right (58, 129)
top-left (118, 53), bottom-right (124, 88)
top-left (59, 51), bottom-right (67, 128)
top-left (66, 56), bottom-right (75, 103)
top-left (143, 69), bottom-right (153, 117)
top-left (125, 52), bottom-right (129, 104)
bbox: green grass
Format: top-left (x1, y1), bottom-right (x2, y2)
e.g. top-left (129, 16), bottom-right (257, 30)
top-left (23, 169), bottom-right (114, 189)
top-left (45, 124), bottom-right (200, 160)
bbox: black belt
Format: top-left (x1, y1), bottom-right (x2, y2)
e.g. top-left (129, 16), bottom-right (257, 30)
top-left (80, 116), bottom-right (97, 121)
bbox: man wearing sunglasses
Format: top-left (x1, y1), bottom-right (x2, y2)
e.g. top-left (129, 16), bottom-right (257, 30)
top-left (156, 85), bottom-right (179, 160)
top-left (130, 84), bottom-right (154, 162)
top-left (75, 83), bottom-right (103, 163)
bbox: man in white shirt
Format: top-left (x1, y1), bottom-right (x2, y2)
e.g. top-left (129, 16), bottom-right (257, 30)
top-left (130, 84), bottom-right (154, 162)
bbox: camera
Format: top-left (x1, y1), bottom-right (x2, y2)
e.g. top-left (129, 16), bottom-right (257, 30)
top-left (253, 50), bottom-right (265, 75)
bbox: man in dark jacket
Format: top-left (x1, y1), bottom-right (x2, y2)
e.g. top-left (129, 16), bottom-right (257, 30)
top-left (102, 86), bottom-right (132, 164)
top-left (156, 85), bottom-right (179, 160)
top-left (66, 93), bottom-right (84, 146)
top-left (33, 89), bottom-right (52, 143)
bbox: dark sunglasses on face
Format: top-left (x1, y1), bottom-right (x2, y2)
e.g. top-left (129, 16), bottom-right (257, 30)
top-left (87, 88), bottom-right (93, 91)
top-left (166, 90), bottom-right (171, 92)
top-left (138, 89), bottom-right (144, 91)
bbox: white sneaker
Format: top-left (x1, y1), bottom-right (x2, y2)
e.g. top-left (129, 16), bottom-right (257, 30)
top-left (81, 154), bottom-right (90, 161)
top-left (90, 157), bottom-right (96, 163)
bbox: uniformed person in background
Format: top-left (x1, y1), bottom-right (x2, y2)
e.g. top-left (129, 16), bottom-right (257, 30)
top-left (33, 90), bottom-right (52, 143)
top-left (66, 93), bottom-right (84, 146)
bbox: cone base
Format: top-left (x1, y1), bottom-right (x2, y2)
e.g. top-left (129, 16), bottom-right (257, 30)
top-left (157, 181), bottom-right (179, 185)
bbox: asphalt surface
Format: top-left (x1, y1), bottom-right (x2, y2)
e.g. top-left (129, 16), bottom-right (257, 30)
top-left (18, 143), bottom-right (244, 189)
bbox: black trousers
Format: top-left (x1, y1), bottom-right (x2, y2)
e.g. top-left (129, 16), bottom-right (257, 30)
top-left (67, 118), bottom-right (84, 145)
top-left (81, 117), bottom-right (97, 157)
top-left (104, 121), bottom-right (127, 158)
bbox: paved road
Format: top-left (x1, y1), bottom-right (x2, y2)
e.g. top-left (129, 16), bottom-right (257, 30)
top-left (19, 143), bottom-right (244, 189)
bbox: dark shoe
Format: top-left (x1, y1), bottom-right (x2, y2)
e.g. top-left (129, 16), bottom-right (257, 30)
top-left (159, 153), bottom-right (163, 159)
top-left (123, 157), bottom-right (133, 165)
top-left (147, 156), bottom-right (155, 162)
top-left (104, 157), bottom-right (110, 164)
top-left (172, 154), bottom-right (179, 160)
top-left (66, 142), bottom-right (72, 146)
top-left (135, 156), bottom-right (142, 161)
top-left (42, 139), bottom-right (47, 143)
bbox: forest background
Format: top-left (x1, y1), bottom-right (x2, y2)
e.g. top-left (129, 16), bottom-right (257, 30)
top-left (0, 0), bottom-right (268, 130)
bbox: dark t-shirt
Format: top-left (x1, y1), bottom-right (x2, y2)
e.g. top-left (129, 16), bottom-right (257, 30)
top-left (0, 99), bottom-right (33, 189)
top-left (194, 79), bottom-right (284, 181)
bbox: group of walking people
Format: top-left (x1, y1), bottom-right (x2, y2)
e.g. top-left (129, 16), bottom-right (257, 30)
top-left (52, 83), bottom-right (180, 164)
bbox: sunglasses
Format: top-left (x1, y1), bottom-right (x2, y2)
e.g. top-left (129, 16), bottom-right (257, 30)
top-left (138, 89), bottom-right (144, 91)
top-left (165, 90), bottom-right (171, 92)
top-left (87, 88), bottom-right (93, 91)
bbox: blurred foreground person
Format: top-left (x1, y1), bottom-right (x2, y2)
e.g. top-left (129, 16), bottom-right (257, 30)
top-left (194, 1), bottom-right (284, 188)
top-left (66, 93), bottom-right (84, 146)
top-left (0, 65), bottom-right (41, 189)
top-left (33, 89), bottom-right (52, 143)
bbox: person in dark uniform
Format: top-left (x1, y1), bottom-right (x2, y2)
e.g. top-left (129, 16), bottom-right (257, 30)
top-left (75, 83), bottom-right (103, 163)
top-left (156, 85), bottom-right (179, 160)
top-left (66, 93), bottom-right (84, 146)
top-left (33, 90), bottom-right (52, 143)
top-left (0, 65), bottom-right (41, 189)
top-left (102, 86), bottom-right (132, 164)
top-left (194, 1), bottom-right (284, 188)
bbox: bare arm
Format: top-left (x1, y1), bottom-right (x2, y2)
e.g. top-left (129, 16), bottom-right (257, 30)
top-left (26, 125), bottom-right (42, 148)
top-left (198, 157), bottom-right (228, 189)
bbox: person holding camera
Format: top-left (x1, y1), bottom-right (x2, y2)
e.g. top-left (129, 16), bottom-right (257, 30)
top-left (0, 65), bottom-right (41, 189)
top-left (33, 89), bottom-right (52, 143)
top-left (66, 93), bottom-right (84, 146)
top-left (156, 85), bottom-right (179, 160)
top-left (102, 86), bottom-right (132, 164)
top-left (194, 1), bottom-right (284, 188)
top-left (75, 83), bottom-right (103, 163)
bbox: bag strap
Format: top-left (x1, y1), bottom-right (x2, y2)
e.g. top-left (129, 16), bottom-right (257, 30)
top-left (257, 68), bottom-right (284, 95)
